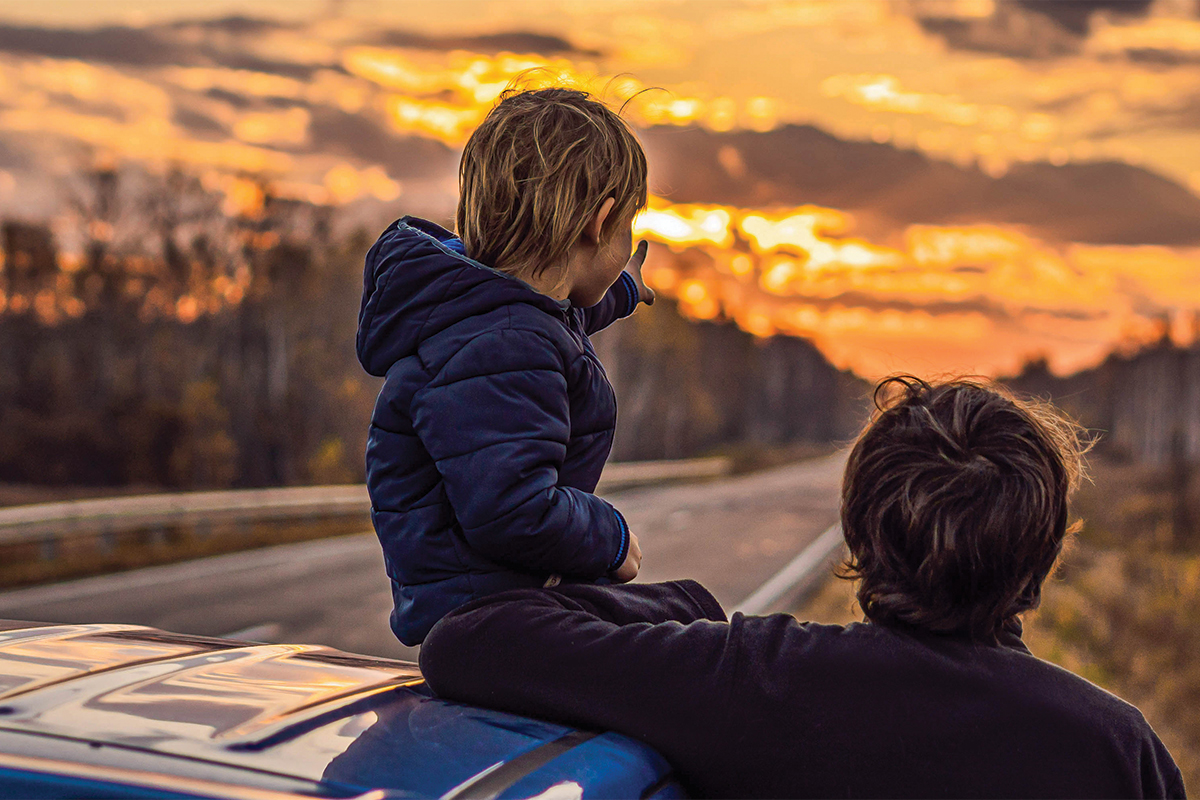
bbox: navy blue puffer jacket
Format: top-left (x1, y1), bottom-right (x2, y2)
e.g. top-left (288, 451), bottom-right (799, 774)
top-left (358, 217), bottom-right (640, 645)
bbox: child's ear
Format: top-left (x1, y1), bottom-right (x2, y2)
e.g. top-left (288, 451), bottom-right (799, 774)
top-left (583, 197), bottom-right (616, 245)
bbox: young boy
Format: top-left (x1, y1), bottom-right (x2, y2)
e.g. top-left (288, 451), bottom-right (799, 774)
top-left (357, 87), bottom-right (653, 646)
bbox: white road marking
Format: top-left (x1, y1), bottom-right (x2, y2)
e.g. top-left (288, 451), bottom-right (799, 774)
top-left (732, 522), bottom-right (845, 616)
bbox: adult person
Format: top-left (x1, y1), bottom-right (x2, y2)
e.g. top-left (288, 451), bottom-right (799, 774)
top-left (420, 377), bottom-right (1185, 798)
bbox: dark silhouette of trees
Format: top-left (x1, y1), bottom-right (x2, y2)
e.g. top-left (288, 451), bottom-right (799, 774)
top-left (0, 162), bottom-right (870, 493)
top-left (0, 163), bottom-right (377, 490)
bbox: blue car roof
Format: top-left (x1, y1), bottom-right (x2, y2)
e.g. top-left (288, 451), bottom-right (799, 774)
top-left (0, 620), bottom-right (681, 799)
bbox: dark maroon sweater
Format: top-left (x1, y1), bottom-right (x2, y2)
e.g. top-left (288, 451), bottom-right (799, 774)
top-left (420, 580), bottom-right (1184, 799)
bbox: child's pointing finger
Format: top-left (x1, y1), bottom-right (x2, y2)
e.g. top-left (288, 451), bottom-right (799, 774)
top-left (625, 240), bottom-right (655, 306)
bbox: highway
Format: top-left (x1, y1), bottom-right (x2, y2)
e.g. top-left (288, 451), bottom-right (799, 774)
top-left (0, 451), bottom-right (846, 661)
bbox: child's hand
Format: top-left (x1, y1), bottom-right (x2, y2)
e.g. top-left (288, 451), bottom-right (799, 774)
top-left (612, 532), bottom-right (642, 583)
top-left (624, 240), bottom-right (654, 306)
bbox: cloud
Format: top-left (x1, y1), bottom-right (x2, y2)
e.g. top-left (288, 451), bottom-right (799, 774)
top-left (1124, 48), bottom-right (1200, 65)
top-left (914, 0), bottom-right (1154, 59)
top-left (307, 108), bottom-right (456, 179)
top-left (163, 15), bottom-right (296, 35)
top-left (0, 25), bottom-right (185, 67)
top-left (917, 5), bottom-right (1081, 58)
top-left (788, 290), bottom-right (1086, 321)
top-left (1016, 0), bottom-right (1154, 35)
top-left (373, 30), bottom-right (600, 57)
top-left (172, 107), bottom-right (226, 137)
top-left (195, 48), bottom-right (319, 80)
top-left (642, 124), bottom-right (1200, 247)
top-left (0, 20), bottom-right (322, 80)
top-left (0, 138), bottom-right (23, 170)
top-left (204, 88), bottom-right (254, 109)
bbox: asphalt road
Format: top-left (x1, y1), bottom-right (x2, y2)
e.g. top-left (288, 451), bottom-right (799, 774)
top-left (0, 451), bottom-right (847, 661)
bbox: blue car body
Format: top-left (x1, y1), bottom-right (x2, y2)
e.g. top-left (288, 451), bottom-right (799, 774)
top-left (0, 620), bottom-right (685, 799)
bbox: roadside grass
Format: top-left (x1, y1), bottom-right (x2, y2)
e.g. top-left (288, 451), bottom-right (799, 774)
top-left (794, 454), bottom-right (1200, 791)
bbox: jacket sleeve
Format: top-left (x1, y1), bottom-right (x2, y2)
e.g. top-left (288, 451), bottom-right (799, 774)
top-left (420, 582), bottom-right (734, 790)
top-left (578, 271), bottom-right (640, 335)
top-left (411, 327), bottom-right (628, 578)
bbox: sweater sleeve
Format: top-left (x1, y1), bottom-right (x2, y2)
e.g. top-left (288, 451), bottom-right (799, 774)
top-left (420, 581), bottom-right (737, 795)
top-left (411, 327), bottom-right (627, 577)
top-left (578, 271), bottom-right (640, 335)
top-left (1145, 730), bottom-right (1187, 799)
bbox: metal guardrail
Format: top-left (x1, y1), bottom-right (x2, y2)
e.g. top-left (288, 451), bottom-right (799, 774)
top-left (731, 522), bottom-right (845, 616)
top-left (0, 457), bottom-right (733, 551)
top-left (0, 486), bottom-right (370, 546)
top-left (595, 456), bottom-right (731, 492)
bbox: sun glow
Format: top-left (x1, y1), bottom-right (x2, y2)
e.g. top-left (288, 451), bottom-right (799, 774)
top-left (3, 3), bottom-right (1200, 378)
top-left (632, 198), bottom-right (1200, 378)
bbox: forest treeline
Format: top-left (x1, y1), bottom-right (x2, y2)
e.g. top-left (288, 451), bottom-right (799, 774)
top-left (1010, 339), bottom-right (1200, 468)
top-left (0, 165), bottom-right (868, 491)
top-left (1007, 335), bottom-right (1200, 548)
top-left (0, 166), bottom-right (375, 489)
top-left (6, 162), bottom-right (1200, 494)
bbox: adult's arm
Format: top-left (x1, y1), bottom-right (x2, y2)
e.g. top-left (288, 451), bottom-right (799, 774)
top-left (1143, 732), bottom-right (1187, 799)
top-left (411, 327), bottom-right (628, 578)
top-left (578, 271), bottom-right (640, 335)
top-left (420, 581), bottom-right (739, 796)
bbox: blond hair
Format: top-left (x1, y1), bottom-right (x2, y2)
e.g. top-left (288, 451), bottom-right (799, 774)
top-left (456, 87), bottom-right (648, 283)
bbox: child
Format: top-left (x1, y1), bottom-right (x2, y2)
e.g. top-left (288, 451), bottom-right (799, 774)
top-left (357, 87), bottom-right (653, 646)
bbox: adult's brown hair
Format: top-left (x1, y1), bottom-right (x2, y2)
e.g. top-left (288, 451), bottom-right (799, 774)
top-left (840, 376), bottom-right (1088, 642)
top-left (456, 86), bottom-right (648, 285)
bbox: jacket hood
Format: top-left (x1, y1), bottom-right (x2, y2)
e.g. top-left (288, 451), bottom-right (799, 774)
top-left (357, 217), bottom-right (570, 377)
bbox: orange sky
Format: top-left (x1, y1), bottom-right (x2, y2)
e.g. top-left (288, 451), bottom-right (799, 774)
top-left (2, 0), bottom-right (1200, 378)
